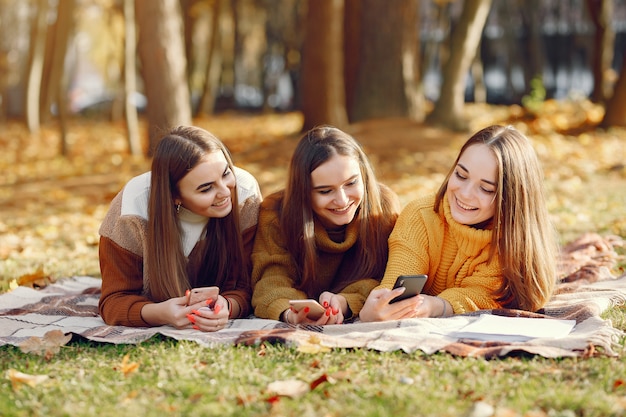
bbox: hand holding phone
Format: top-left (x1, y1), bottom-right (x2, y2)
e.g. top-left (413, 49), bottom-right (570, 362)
top-left (389, 275), bottom-right (427, 304)
top-left (186, 286), bottom-right (219, 306)
top-left (289, 299), bottom-right (326, 320)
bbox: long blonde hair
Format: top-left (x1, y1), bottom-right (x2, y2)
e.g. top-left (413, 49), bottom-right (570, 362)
top-left (146, 126), bottom-right (246, 301)
top-left (435, 125), bottom-right (558, 311)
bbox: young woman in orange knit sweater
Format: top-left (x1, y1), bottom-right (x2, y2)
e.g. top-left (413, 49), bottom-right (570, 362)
top-left (251, 126), bottom-right (400, 324)
top-left (99, 126), bottom-right (262, 331)
top-left (359, 125), bottom-right (558, 322)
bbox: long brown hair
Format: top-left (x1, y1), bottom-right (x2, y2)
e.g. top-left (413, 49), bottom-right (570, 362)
top-left (146, 126), bottom-right (246, 301)
top-left (280, 126), bottom-right (399, 294)
top-left (435, 125), bottom-right (558, 311)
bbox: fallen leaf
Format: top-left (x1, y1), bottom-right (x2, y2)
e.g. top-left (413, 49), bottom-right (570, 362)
top-left (296, 334), bottom-right (331, 354)
top-left (17, 266), bottom-right (54, 288)
top-left (19, 330), bottom-right (71, 359)
top-left (6, 369), bottom-right (49, 391)
top-left (119, 354), bottom-right (140, 376)
top-left (266, 379), bottom-right (309, 398)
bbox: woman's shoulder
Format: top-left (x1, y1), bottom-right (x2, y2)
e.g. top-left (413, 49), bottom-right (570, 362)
top-left (259, 190), bottom-right (284, 211)
top-left (119, 172), bottom-right (151, 219)
top-left (401, 194), bottom-right (437, 218)
top-left (377, 182), bottom-right (402, 214)
top-left (234, 166), bottom-right (261, 199)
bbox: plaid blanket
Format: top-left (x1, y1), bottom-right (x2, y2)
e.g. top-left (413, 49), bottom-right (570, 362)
top-left (1, 233), bottom-right (624, 358)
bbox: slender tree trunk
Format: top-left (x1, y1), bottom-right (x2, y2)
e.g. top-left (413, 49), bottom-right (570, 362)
top-left (426, 0), bottom-right (492, 131)
top-left (343, 0), bottom-right (361, 115)
top-left (519, 0), bottom-right (544, 92)
top-left (197, 0), bottom-right (223, 116)
top-left (135, 0), bottom-right (192, 154)
top-left (25, 0), bottom-right (49, 133)
top-left (586, 0), bottom-right (615, 103)
top-left (602, 54), bottom-right (626, 127)
top-left (124, 0), bottom-right (141, 155)
top-left (300, 0), bottom-right (348, 130)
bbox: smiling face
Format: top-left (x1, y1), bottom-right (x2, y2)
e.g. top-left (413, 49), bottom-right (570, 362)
top-left (175, 150), bottom-right (235, 218)
top-left (310, 153), bottom-right (364, 229)
top-left (446, 143), bottom-right (498, 226)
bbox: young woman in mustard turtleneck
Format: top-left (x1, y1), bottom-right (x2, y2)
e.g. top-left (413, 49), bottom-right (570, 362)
top-left (359, 125), bottom-right (558, 322)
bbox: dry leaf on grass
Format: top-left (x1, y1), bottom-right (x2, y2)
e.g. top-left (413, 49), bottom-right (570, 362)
top-left (266, 379), bottom-right (309, 398)
top-left (6, 369), bottom-right (50, 391)
top-left (296, 334), bottom-right (331, 353)
top-left (17, 266), bottom-right (54, 289)
top-left (118, 353), bottom-right (140, 376)
top-left (19, 329), bottom-right (71, 359)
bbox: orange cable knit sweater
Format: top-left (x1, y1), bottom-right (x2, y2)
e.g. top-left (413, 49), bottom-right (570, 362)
top-left (377, 194), bottom-right (503, 314)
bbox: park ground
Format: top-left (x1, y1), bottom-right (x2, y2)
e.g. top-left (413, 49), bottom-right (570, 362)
top-left (0, 100), bottom-right (625, 288)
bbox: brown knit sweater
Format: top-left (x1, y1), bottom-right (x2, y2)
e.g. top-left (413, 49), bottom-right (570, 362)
top-left (98, 167), bottom-right (262, 326)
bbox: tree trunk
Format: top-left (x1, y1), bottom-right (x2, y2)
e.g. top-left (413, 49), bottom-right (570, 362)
top-left (135, 0), bottom-right (192, 154)
top-left (300, 0), bottom-right (348, 131)
top-left (426, 0), bottom-right (492, 131)
top-left (601, 54), bottom-right (626, 127)
top-left (25, 0), bottom-right (49, 133)
top-left (197, 0), bottom-right (223, 116)
top-left (519, 0), bottom-right (544, 91)
top-left (124, 0), bottom-right (141, 155)
top-left (586, 0), bottom-right (615, 103)
top-left (343, 0), bottom-right (361, 116)
top-left (41, 0), bottom-right (75, 119)
top-left (350, 0), bottom-right (420, 122)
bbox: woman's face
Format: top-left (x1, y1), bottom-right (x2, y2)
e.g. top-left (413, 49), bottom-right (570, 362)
top-left (310, 153), bottom-right (364, 229)
top-left (175, 151), bottom-right (235, 218)
top-left (446, 143), bottom-right (497, 226)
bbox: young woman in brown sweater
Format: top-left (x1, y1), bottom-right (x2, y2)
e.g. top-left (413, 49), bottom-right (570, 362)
top-left (251, 126), bottom-right (400, 325)
top-left (99, 126), bottom-right (262, 331)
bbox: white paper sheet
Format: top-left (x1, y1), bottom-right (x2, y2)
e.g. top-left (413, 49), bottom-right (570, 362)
top-left (447, 314), bottom-right (576, 342)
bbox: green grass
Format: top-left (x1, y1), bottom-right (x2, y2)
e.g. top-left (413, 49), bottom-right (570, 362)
top-left (1, 319), bottom-right (626, 417)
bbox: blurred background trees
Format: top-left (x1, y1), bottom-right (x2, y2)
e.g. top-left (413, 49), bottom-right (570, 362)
top-left (0, 0), bottom-right (625, 156)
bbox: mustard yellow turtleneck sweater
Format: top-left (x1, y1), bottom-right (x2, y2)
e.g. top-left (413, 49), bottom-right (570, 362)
top-left (251, 192), bottom-right (385, 320)
top-left (377, 194), bottom-right (503, 314)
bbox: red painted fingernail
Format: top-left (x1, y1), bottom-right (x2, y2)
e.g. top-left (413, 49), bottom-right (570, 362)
top-left (332, 307), bottom-right (339, 315)
top-left (325, 308), bottom-right (330, 316)
top-left (304, 307), bottom-right (310, 313)
top-left (192, 310), bottom-right (200, 315)
top-left (206, 298), bottom-right (213, 306)
top-left (214, 304), bottom-right (221, 314)
top-left (323, 301), bottom-right (329, 308)
top-left (186, 314), bottom-right (196, 324)
top-left (185, 289), bottom-right (190, 296)
top-left (193, 325), bottom-right (200, 330)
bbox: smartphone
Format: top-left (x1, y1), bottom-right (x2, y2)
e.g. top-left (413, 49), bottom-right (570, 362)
top-left (187, 286), bottom-right (219, 306)
top-left (289, 299), bottom-right (326, 320)
top-left (389, 274), bottom-right (428, 304)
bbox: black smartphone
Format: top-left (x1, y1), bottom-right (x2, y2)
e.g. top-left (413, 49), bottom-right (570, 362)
top-left (389, 274), bottom-right (428, 304)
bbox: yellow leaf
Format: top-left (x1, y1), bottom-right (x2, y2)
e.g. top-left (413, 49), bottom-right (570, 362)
top-left (120, 354), bottom-right (140, 376)
top-left (6, 369), bottom-right (49, 391)
top-left (296, 334), bottom-right (331, 353)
